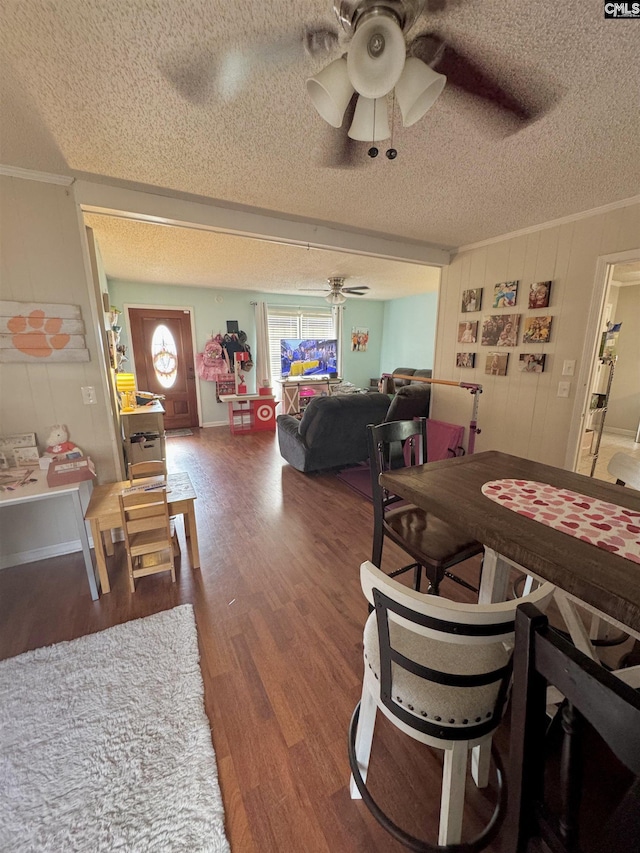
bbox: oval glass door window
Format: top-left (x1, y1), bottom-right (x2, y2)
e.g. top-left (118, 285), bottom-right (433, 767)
top-left (151, 324), bottom-right (178, 388)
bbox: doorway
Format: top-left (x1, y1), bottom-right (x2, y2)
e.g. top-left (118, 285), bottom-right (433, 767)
top-left (573, 255), bottom-right (640, 483)
top-left (128, 307), bottom-right (199, 430)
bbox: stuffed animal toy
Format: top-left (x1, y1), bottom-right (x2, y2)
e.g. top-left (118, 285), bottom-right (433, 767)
top-left (45, 424), bottom-right (83, 459)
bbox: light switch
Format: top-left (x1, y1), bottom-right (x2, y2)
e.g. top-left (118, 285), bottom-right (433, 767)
top-left (557, 381), bottom-right (571, 398)
top-left (562, 360), bottom-right (576, 376)
top-left (81, 385), bottom-right (97, 405)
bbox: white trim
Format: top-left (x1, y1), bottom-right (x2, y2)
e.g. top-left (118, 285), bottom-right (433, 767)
top-left (201, 420), bottom-right (230, 429)
top-left (602, 426), bottom-right (636, 438)
top-left (0, 164), bottom-right (74, 186)
top-left (0, 539), bottom-right (89, 569)
top-left (457, 195), bottom-right (640, 254)
top-left (564, 247), bottom-right (640, 470)
top-left (75, 180), bottom-right (450, 267)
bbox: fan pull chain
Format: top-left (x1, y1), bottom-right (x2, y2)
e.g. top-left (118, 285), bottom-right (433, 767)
top-left (386, 91), bottom-right (397, 160)
top-left (368, 98), bottom-right (379, 158)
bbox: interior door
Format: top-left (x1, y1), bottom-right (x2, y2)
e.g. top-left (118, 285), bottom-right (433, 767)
top-left (128, 307), bottom-right (199, 430)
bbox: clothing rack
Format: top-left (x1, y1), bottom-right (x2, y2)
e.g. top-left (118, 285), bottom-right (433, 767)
top-left (381, 374), bottom-right (483, 454)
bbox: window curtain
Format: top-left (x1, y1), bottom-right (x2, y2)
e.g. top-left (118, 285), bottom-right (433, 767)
top-left (332, 304), bottom-right (344, 378)
top-left (253, 300), bottom-right (271, 389)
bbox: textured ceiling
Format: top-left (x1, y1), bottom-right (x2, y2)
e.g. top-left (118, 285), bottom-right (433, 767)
top-left (84, 213), bottom-right (439, 298)
top-left (1, 0), bottom-right (639, 293)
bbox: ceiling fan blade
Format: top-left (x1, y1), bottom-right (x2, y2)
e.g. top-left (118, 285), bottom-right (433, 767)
top-left (161, 25), bottom-right (339, 105)
top-left (410, 33), bottom-right (539, 122)
top-left (344, 290), bottom-right (367, 295)
top-left (298, 288), bottom-right (331, 292)
top-left (343, 287), bottom-right (370, 293)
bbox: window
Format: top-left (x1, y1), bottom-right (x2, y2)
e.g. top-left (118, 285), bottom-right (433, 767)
top-left (151, 324), bottom-right (178, 388)
top-left (267, 308), bottom-right (335, 381)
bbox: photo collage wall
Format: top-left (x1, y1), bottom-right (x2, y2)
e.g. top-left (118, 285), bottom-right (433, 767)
top-left (457, 280), bottom-right (553, 376)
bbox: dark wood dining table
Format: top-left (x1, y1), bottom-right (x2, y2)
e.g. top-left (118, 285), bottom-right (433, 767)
top-left (379, 450), bottom-right (640, 639)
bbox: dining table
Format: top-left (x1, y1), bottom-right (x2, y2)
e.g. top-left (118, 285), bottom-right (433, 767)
top-left (84, 471), bottom-right (199, 594)
top-left (379, 451), bottom-right (640, 678)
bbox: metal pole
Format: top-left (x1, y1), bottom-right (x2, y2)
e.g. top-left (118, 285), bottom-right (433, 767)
top-left (589, 356), bottom-right (616, 477)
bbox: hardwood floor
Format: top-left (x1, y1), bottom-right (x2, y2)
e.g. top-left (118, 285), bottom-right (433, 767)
top-left (0, 428), bottom-right (508, 851)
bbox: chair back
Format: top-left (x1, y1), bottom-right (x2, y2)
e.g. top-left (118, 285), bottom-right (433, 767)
top-left (119, 488), bottom-right (172, 556)
top-left (607, 451), bottom-right (640, 490)
top-left (367, 418), bottom-right (426, 528)
top-left (128, 459), bottom-right (167, 484)
top-left (360, 561), bottom-right (555, 744)
top-left (505, 602), bottom-right (640, 852)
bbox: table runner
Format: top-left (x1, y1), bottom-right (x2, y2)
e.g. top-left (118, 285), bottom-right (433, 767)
top-left (482, 479), bottom-right (640, 564)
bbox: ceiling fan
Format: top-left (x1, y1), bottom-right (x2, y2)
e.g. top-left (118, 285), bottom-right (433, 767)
top-left (299, 276), bottom-right (370, 304)
top-left (160, 0), bottom-right (552, 166)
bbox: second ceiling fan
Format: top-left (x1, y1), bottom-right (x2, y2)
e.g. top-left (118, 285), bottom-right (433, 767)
top-left (300, 276), bottom-right (370, 304)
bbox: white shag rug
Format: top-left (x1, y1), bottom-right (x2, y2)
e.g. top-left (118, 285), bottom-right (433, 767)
top-left (0, 605), bottom-right (230, 853)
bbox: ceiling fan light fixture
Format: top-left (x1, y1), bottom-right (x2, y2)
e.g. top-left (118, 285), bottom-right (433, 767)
top-left (348, 95), bottom-right (390, 141)
top-left (347, 14), bottom-right (406, 99)
top-left (395, 57), bottom-right (446, 127)
top-left (325, 290), bottom-right (347, 305)
top-left (306, 57), bottom-right (355, 127)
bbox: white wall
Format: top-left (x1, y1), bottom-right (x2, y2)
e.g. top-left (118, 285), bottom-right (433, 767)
top-left (432, 202), bottom-right (640, 467)
top-left (0, 176), bottom-right (117, 566)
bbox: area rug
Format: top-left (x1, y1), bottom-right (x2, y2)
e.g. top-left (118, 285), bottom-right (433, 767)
top-left (0, 605), bottom-right (230, 853)
top-left (166, 428), bottom-right (193, 437)
top-left (336, 462), bottom-right (374, 501)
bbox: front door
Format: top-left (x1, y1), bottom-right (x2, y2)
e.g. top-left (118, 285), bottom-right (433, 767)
top-left (128, 307), bottom-right (199, 430)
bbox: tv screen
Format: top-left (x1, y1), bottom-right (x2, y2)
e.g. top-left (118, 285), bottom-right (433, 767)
top-left (280, 338), bottom-right (338, 378)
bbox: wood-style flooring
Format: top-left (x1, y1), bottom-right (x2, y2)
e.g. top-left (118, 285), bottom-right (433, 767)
top-left (0, 427), bottom-right (591, 851)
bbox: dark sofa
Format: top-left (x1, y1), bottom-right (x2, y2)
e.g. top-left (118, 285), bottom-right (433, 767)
top-left (276, 392), bottom-right (390, 473)
top-left (276, 367), bottom-right (433, 473)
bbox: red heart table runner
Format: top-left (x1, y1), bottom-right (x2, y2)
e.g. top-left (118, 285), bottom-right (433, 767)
top-left (481, 479), bottom-right (640, 564)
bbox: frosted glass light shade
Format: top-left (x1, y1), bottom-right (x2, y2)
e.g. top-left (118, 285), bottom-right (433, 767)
top-left (306, 57), bottom-right (354, 127)
top-left (395, 57), bottom-right (446, 126)
top-left (348, 95), bottom-right (390, 141)
top-left (326, 291), bottom-right (347, 305)
top-left (347, 15), bottom-right (406, 99)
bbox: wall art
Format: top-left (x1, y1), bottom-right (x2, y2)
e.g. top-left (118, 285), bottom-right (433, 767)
top-left (457, 321), bottom-right (478, 344)
top-left (528, 281), bottom-right (552, 309)
top-left (522, 315), bottom-right (553, 343)
top-left (0, 301), bottom-right (89, 363)
top-left (519, 353), bottom-right (546, 373)
top-left (492, 281), bottom-right (519, 308)
top-left (461, 289), bottom-right (482, 312)
top-left (485, 353), bottom-right (509, 376)
top-left (481, 314), bottom-right (520, 346)
top-left (456, 352), bottom-right (476, 368)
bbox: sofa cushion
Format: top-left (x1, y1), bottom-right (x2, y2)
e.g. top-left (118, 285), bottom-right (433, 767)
top-left (386, 384), bottom-right (431, 421)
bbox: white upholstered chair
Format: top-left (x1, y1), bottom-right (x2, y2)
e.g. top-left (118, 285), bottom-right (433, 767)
top-left (349, 560), bottom-right (555, 849)
top-left (607, 451), bottom-right (640, 490)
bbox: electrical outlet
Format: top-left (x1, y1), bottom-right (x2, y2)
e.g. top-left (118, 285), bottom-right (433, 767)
top-left (557, 381), bottom-right (571, 398)
top-left (562, 360), bottom-right (576, 376)
top-left (81, 386), bottom-right (97, 405)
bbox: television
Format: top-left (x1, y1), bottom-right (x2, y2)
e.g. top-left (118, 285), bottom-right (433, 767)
top-left (280, 338), bottom-right (338, 378)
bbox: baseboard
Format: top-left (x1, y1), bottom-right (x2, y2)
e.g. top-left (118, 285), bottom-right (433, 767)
top-left (603, 427), bottom-right (635, 437)
top-left (201, 420), bottom-right (230, 428)
top-left (0, 539), bottom-right (86, 569)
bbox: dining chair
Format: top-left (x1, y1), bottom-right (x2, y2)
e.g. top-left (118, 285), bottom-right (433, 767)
top-left (367, 418), bottom-right (482, 595)
top-left (128, 459), bottom-right (180, 556)
top-left (349, 560), bottom-right (555, 849)
top-left (119, 489), bottom-right (176, 592)
top-left (504, 602), bottom-right (640, 852)
top-left (607, 451), bottom-right (640, 490)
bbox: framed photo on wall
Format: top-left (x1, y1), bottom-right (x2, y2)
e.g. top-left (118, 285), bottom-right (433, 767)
top-left (522, 316), bottom-right (553, 343)
top-left (485, 353), bottom-right (509, 375)
top-left (458, 321), bottom-right (478, 343)
top-left (528, 281), bottom-right (552, 309)
top-left (456, 352), bottom-right (476, 368)
top-left (492, 281), bottom-right (519, 308)
top-left (461, 289), bottom-right (482, 312)
top-left (481, 314), bottom-right (520, 346)
top-left (519, 353), bottom-right (546, 373)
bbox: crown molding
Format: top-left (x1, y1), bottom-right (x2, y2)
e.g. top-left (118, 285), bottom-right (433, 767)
top-left (456, 194), bottom-right (640, 254)
top-left (0, 164), bottom-right (74, 186)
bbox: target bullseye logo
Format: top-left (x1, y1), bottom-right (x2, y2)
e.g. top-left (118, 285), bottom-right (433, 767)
top-left (256, 404), bottom-right (273, 422)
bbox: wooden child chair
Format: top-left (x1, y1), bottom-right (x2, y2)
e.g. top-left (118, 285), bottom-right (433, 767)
top-left (119, 489), bottom-right (176, 592)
